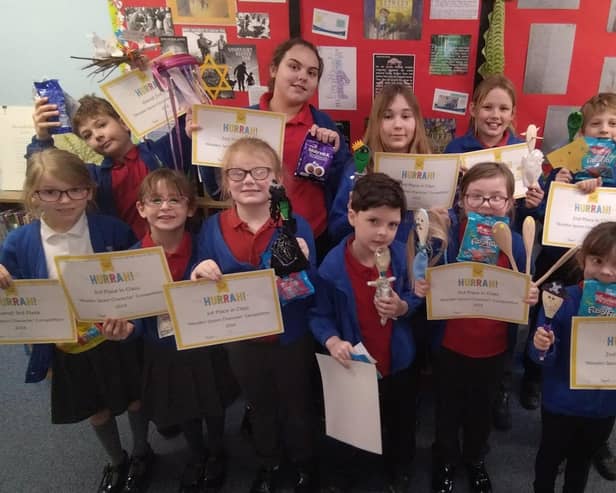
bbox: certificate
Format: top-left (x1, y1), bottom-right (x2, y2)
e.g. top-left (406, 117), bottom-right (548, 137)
top-left (542, 183), bottom-right (616, 248)
top-left (192, 105), bottom-right (286, 167)
top-left (0, 280), bottom-right (76, 344)
top-left (460, 143), bottom-right (529, 198)
top-left (570, 317), bottom-right (616, 389)
top-left (373, 152), bottom-right (460, 210)
top-left (55, 247), bottom-right (171, 322)
top-left (164, 269), bottom-right (284, 349)
top-left (426, 262), bottom-right (531, 324)
top-left (100, 69), bottom-right (176, 138)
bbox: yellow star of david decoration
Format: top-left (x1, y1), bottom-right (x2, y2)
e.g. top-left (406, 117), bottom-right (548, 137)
top-left (199, 54), bottom-right (232, 100)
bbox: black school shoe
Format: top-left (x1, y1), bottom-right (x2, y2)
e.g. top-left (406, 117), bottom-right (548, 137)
top-left (98, 451), bottom-right (129, 493)
top-left (492, 390), bottom-right (512, 431)
top-left (594, 443), bottom-right (616, 481)
top-left (202, 453), bottom-right (227, 489)
top-left (123, 445), bottom-right (155, 492)
top-left (431, 463), bottom-right (455, 493)
top-left (249, 465), bottom-right (281, 493)
top-left (466, 461), bottom-right (492, 493)
top-left (179, 461), bottom-right (205, 493)
top-left (520, 379), bottom-right (541, 411)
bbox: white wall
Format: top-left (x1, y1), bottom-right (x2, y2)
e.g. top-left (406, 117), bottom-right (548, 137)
top-left (0, 0), bottom-right (114, 105)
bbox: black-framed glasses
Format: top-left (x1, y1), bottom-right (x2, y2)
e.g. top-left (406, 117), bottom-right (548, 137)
top-left (35, 188), bottom-right (90, 202)
top-left (225, 167), bottom-right (272, 182)
top-left (464, 194), bottom-right (509, 208)
top-left (143, 196), bottom-right (188, 208)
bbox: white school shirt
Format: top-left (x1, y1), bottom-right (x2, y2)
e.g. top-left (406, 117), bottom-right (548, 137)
top-left (40, 213), bottom-right (94, 279)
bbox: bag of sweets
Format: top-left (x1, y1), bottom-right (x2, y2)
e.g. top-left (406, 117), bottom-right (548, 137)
top-left (294, 134), bottom-right (335, 183)
top-left (33, 79), bottom-right (73, 134)
top-left (574, 137), bottom-right (616, 186)
top-left (456, 211), bottom-right (509, 265)
top-left (577, 279), bottom-right (616, 317)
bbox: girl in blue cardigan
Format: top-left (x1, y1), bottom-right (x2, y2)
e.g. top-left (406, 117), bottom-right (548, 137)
top-left (0, 148), bottom-right (147, 493)
top-left (530, 221), bottom-right (616, 493)
top-left (191, 137), bottom-right (318, 493)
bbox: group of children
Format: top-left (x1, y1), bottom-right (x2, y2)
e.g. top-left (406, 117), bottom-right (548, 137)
top-left (0, 35), bottom-right (615, 493)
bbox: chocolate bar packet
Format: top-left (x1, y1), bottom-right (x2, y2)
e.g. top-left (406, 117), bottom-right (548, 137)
top-left (294, 134), bottom-right (335, 182)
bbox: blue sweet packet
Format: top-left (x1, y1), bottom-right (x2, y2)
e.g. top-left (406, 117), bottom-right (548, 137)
top-left (33, 79), bottom-right (73, 134)
top-left (574, 137), bottom-right (616, 186)
top-left (456, 212), bottom-right (509, 265)
top-left (578, 280), bottom-right (616, 317)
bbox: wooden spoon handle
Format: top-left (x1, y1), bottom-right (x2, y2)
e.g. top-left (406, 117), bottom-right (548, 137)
top-left (522, 217), bottom-right (536, 276)
top-left (535, 247), bottom-right (580, 286)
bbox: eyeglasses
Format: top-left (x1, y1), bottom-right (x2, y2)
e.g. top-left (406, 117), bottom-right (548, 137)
top-left (143, 196), bottom-right (188, 208)
top-left (35, 188), bottom-right (90, 202)
top-left (464, 194), bottom-right (509, 208)
top-left (225, 167), bottom-right (272, 182)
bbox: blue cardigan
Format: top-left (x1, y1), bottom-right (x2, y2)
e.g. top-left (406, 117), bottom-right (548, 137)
top-left (0, 214), bottom-right (136, 383)
top-left (197, 212), bottom-right (316, 345)
top-left (309, 237), bottom-right (422, 374)
top-left (130, 235), bottom-right (199, 347)
top-left (529, 285), bottom-right (616, 418)
top-left (26, 121), bottom-right (193, 219)
top-left (201, 104), bottom-right (352, 216)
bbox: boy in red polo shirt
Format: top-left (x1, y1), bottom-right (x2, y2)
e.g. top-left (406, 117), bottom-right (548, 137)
top-left (310, 173), bottom-right (422, 493)
top-left (27, 94), bottom-right (192, 239)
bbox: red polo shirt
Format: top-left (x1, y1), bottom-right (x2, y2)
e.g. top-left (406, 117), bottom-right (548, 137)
top-left (259, 92), bottom-right (327, 237)
top-left (344, 239), bottom-right (393, 376)
top-left (111, 146), bottom-right (149, 239)
top-left (141, 231), bottom-right (192, 282)
top-left (478, 130), bottom-right (510, 149)
top-left (442, 219), bottom-right (510, 357)
top-left (218, 207), bottom-right (278, 266)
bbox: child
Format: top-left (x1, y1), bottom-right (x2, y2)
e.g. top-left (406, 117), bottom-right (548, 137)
top-left (27, 94), bottom-right (193, 239)
top-left (0, 148), bottom-right (150, 493)
top-left (310, 172), bottom-right (423, 492)
top-left (445, 74), bottom-right (545, 430)
top-left (191, 137), bottom-right (319, 493)
top-left (536, 93), bottom-right (616, 481)
top-left (106, 168), bottom-right (238, 492)
top-left (328, 83), bottom-right (432, 244)
top-left (414, 162), bottom-right (538, 493)
top-left (530, 221), bottom-right (616, 493)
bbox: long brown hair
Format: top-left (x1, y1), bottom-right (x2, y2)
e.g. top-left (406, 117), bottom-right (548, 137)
top-left (578, 221), bottom-right (616, 269)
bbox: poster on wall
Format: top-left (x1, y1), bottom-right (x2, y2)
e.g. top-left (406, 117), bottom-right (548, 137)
top-left (312, 9), bottom-right (350, 40)
top-left (599, 57), bottom-right (616, 93)
top-left (517, 0), bottom-right (579, 8)
top-left (159, 36), bottom-right (189, 55)
top-left (429, 34), bottom-right (471, 75)
top-left (224, 44), bottom-right (260, 93)
top-left (523, 24), bottom-right (575, 95)
top-left (432, 89), bottom-right (468, 116)
top-left (373, 54), bottom-right (415, 98)
top-left (609, 0), bottom-right (616, 32)
top-left (363, 0), bottom-right (423, 40)
top-left (236, 12), bottom-right (271, 39)
top-left (430, 0), bottom-right (478, 19)
top-left (167, 0), bottom-right (237, 26)
top-left (318, 46), bottom-right (357, 110)
top-left (182, 27), bottom-right (227, 64)
top-left (124, 6), bottom-right (174, 38)
top-left (424, 118), bottom-right (456, 154)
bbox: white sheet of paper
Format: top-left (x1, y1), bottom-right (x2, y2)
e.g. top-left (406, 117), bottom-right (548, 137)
top-left (316, 353), bottom-right (382, 454)
top-left (374, 152), bottom-right (460, 210)
top-left (248, 85), bottom-right (268, 106)
top-left (542, 183), bottom-right (616, 248)
top-left (312, 8), bottom-right (350, 40)
top-left (0, 106), bottom-right (33, 191)
top-left (0, 280), bottom-right (76, 344)
top-left (430, 0), bottom-right (479, 19)
top-left (426, 262), bottom-right (530, 324)
top-left (460, 143), bottom-right (530, 198)
top-left (570, 317), bottom-right (616, 389)
top-left (192, 105), bottom-right (285, 167)
top-left (55, 247), bottom-right (171, 322)
top-left (164, 269), bottom-right (283, 349)
top-left (100, 69), bottom-right (176, 138)
top-left (318, 46), bottom-right (357, 110)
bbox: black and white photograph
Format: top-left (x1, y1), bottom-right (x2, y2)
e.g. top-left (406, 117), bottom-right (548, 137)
top-left (124, 6), bottom-right (174, 38)
top-left (236, 12), bottom-right (271, 39)
top-left (373, 54), bottom-right (415, 99)
top-left (182, 27), bottom-right (227, 63)
top-left (432, 88), bottom-right (468, 116)
top-left (159, 36), bottom-right (189, 55)
top-left (224, 44), bottom-right (260, 92)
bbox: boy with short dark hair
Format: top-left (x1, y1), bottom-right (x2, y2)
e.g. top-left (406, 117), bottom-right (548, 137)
top-left (27, 94), bottom-right (192, 239)
top-left (310, 172), bottom-right (422, 492)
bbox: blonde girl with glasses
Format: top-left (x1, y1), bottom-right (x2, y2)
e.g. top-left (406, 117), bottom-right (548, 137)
top-left (191, 137), bottom-right (319, 493)
top-left (0, 148), bottom-right (150, 493)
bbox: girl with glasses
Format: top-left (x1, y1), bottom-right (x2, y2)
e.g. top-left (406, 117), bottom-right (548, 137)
top-left (0, 148), bottom-right (148, 493)
top-left (191, 137), bottom-right (319, 493)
